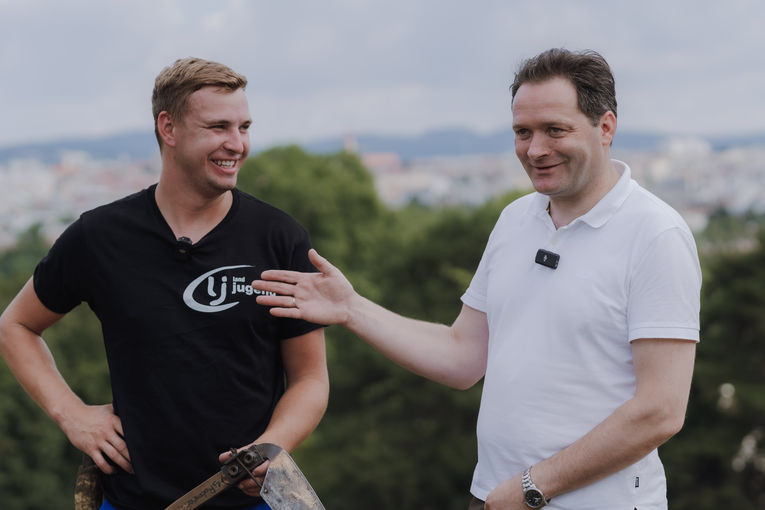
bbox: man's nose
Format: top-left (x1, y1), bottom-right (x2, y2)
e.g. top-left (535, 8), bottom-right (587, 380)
top-left (526, 134), bottom-right (550, 159)
top-left (223, 128), bottom-right (247, 154)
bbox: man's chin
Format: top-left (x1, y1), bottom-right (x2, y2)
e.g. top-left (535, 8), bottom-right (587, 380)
top-left (202, 177), bottom-right (238, 198)
top-left (530, 179), bottom-right (560, 196)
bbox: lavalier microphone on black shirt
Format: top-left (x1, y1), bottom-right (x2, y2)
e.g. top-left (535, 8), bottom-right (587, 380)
top-left (535, 248), bottom-right (560, 269)
top-left (175, 236), bottom-right (193, 261)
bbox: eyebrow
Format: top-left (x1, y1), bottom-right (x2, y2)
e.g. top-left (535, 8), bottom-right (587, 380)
top-left (203, 118), bottom-right (252, 127)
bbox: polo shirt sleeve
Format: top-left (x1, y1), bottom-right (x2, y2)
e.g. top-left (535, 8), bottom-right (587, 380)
top-left (461, 233), bottom-right (493, 313)
top-left (628, 226), bottom-right (701, 342)
top-left (277, 226), bottom-right (325, 340)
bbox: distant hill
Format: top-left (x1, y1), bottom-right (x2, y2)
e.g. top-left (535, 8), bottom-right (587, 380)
top-left (1, 127), bottom-right (763, 165)
top-left (303, 127), bottom-right (673, 157)
top-left (0, 131), bottom-right (160, 165)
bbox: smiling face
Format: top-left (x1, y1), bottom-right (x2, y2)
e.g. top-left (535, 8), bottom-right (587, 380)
top-left (512, 77), bottom-right (616, 208)
top-left (163, 86), bottom-right (252, 198)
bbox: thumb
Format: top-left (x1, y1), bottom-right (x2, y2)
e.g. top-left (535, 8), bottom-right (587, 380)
top-left (308, 249), bottom-right (336, 275)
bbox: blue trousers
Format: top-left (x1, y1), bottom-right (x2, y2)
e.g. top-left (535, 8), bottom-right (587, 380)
top-left (99, 499), bottom-right (270, 510)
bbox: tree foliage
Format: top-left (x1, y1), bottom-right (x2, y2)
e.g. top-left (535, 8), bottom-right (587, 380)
top-left (661, 230), bottom-right (765, 509)
top-left (1, 147), bottom-right (763, 508)
top-left (0, 228), bottom-right (111, 509)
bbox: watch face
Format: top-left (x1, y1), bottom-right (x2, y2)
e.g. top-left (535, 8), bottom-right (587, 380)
top-left (524, 489), bottom-right (545, 508)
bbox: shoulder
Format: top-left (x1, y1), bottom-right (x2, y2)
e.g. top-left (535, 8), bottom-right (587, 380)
top-left (620, 184), bottom-right (700, 268)
top-left (79, 186), bottom-right (154, 228)
top-left (494, 191), bottom-right (543, 230)
top-left (499, 191), bottom-right (538, 217)
top-left (619, 182), bottom-right (693, 238)
top-left (233, 188), bottom-right (307, 232)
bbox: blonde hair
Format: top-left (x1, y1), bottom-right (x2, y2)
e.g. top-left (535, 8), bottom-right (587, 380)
top-left (151, 57), bottom-right (248, 147)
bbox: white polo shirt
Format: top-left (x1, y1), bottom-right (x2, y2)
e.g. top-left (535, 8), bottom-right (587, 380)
top-left (461, 161), bottom-right (701, 509)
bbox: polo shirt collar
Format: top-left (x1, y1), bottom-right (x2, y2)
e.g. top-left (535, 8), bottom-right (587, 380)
top-left (533, 159), bottom-right (634, 229)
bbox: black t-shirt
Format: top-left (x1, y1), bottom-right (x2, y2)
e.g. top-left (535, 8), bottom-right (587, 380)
top-left (34, 185), bottom-right (322, 509)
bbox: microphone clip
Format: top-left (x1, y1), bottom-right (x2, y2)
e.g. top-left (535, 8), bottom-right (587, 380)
top-left (175, 236), bottom-right (193, 261)
top-left (535, 248), bottom-right (559, 269)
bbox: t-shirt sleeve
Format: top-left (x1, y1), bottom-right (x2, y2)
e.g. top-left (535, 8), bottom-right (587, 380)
top-left (33, 218), bottom-right (90, 314)
top-left (277, 224), bottom-right (325, 340)
top-left (628, 226), bottom-right (702, 342)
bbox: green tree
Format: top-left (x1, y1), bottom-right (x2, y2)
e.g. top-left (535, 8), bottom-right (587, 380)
top-left (237, 146), bottom-right (391, 282)
top-left (0, 226), bottom-right (109, 510)
top-left (662, 232), bottom-right (765, 509)
top-left (239, 147), bottom-right (526, 509)
top-left (300, 193), bottom-right (526, 510)
top-left (6, 147), bottom-right (764, 509)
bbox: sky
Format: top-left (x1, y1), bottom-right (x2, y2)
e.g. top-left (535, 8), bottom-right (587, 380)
top-left (2, 0), bottom-right (764, 150)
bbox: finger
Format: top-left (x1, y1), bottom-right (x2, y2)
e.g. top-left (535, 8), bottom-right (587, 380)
top-left (108, 434), bottom-right (132, 470)
top-left (252, 280), bottom-right (297, 295)
top-left (102, 440), bottom-right (134, 474)
top-left (308, 249), bottom-right (336, 274)
top-left (111, 416), bottom-right (131, 464)
top-left (239, 475), bottom-right (265, 488)
top-left (258, 269), bottom-right (303, 283)
top-left (258, 303), bottom-right (303, 319)
top-left (91, 450), bottom-right (116, 475)
top-left (255, 294), bottom-right (298, 310)
top-left (251, 460), bottom-right (269, 476)
top-left (254, 293), bottom-right (282, 307)
top-left (238, 481), bottom-right (263, 497)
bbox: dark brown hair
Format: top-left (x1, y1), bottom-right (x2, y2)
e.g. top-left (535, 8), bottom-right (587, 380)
top-left (511, 48), bottom-right (617, 125)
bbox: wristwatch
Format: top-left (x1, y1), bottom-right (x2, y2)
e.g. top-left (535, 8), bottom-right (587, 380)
top-left (522, 467), bottom-right (550, 508)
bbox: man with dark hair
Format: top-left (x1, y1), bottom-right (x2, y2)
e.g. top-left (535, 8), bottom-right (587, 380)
top-left (252, 48), bottom-right (701, 509)
top-left (0, 57), bottom-right (329, 510)
top-left (510, 48), bottom-right (617, 125)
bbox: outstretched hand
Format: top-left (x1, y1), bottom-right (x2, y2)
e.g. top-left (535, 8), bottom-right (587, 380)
top-left (252, 249), bottom-right (355, 326)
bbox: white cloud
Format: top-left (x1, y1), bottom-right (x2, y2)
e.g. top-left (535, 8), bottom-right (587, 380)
top-left (2, 0), bottom-right (764, 148)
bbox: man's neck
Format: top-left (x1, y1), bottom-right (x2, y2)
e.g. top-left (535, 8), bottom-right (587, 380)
top-left (548, 160), bottom-right (620, 229)
top-left (155, 178), bottom-right (233, 243)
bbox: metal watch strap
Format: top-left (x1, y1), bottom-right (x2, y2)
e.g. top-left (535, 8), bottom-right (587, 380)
top-left (521, 467), bottom-right (550, 508)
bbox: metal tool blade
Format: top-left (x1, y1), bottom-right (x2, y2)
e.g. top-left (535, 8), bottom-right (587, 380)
top-left (259, 448), bottom-right (326, 510)
top-left (164, 443), bottom-right (323, 510)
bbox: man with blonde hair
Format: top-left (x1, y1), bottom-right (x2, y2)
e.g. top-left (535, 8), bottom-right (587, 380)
top-left (0, 57), bottom-right (329, 509)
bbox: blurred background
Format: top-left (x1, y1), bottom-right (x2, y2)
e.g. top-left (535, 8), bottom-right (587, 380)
top-left (1, 1), bottom-right (764, 508)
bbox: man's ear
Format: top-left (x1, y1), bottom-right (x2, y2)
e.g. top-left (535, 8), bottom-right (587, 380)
top-left (157, 111), bottom-right (177, 148)
top-left (599, 110), bottom-right (617, 147)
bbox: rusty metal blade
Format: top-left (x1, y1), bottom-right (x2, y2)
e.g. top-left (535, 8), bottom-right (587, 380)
top-left (164, 443), bottom-right (322, 510)
top-left (259, 448), bottom-right (326, 510)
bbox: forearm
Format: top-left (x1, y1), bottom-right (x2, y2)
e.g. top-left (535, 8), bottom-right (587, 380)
top-left (343, 294), bottom-right (479, 388)
top-left (255, 375), bottom-right (329, 452)
top-left (486, 339), bottom-right (695, 508)
top-left (0, 281), bottom-right (132, 473)
top-left (490, 339), bottom-right (695, 508)
top-left (0, 320), bottom-right (85, 428)
top-left (531, 394), bottom-right (683, 500)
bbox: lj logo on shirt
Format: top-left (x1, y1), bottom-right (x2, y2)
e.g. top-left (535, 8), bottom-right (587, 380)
top-left (182, 265), bottom-right (275, 313)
